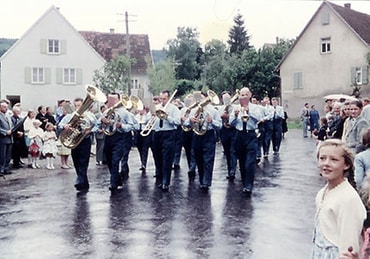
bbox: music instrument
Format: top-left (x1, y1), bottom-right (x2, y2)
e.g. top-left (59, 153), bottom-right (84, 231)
top-left (223, 90), bottom-right (239, 128)
top-left (102, 94), bottom-right (130, 136)
top-left (240, 106), bottom-right (249, 122)
top-left (181, 100), bottom-right (199, 132)
top-left (140, 89), bottom-right (178, 137)
top-left (130, 95), bottom-right (144, 111)
top-left (192, 90), bottom-right (220, 136)
top-left (60, 85), bottom-right (107, 149)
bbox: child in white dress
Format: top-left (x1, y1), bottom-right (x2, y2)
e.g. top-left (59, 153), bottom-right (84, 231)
top-left (28, 119), bottom-right (44, 169)
top-left (42, 122), bottom-right (58, 169)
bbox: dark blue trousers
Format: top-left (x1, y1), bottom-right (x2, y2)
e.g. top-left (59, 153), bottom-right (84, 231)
top-left (182, 130), bottom-right (195, 171)
top-left (219, 126), bottom-right (237, 175)
top-left (152, 130), bottom-right (176, 186)
top-left (71, 136), bottom-right (91, 188)
top-left (135, 130), bottom-right (151, 168)
top-left (235, 131), bottom-right (258, 190)
top-left (272, 118), bottom-right (283, 152)
top-left (192, 130), bottom-right (216, 186)
top-left (263, 120), bottom-right (273, 155)
top-left (105, 132), bottom-right (131, 188)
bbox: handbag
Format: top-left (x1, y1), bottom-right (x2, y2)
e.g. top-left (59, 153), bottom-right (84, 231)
top-left (28, 141), bottom-right (40, 157)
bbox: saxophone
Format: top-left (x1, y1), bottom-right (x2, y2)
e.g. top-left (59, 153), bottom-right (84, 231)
top-left (60, 85), bottom-right (106, 149)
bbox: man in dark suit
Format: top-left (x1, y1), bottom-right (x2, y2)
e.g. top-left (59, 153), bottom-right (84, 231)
top-left (0, 100), bottom-right (14, 175)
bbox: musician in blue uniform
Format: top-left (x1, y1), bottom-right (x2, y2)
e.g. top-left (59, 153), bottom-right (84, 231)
top-left (101, 93), bottom-right (135, 193)
top-left (59, 97), bottom-right (97, 192)
top-left (152, 90), bottom-right (181, 192)
top-left (271, 97), bottom-right (285, 154)
top-left (219, 91), bottom-right (237, 180)
top-left (185, 91), bottom-right (222, 191)
top-left (230, 87), bottom-right (263, 196)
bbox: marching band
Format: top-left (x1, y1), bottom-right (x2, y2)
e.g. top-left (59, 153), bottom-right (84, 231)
top-left (60, 85), bottom-right (285, 196)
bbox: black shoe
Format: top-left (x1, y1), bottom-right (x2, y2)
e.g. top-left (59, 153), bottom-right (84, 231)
top-left (13, 164), bottom-right (23, 169)
top-left (74, 183), bottom-right (89, 191)
top-left (109, 185), bottom-right (117, 192)
top-left (172, 164), bottom-right (180, 170)
top-left (162, 185), bottom-right (169, 192)
top-left (188, 171), bottom-right (195, 180)
top-left (200, 185), bottom-right (209, 192)
top-left (256, 158), bottom-right (261, 164)
top-left (139, 166), bottom-right (146, 171)
top-left (242, 188), bottom-right (252, 196)
top-left (226, 173), bottom-right (235, 180)
top-left (3, 171), bottom-right (12, 175)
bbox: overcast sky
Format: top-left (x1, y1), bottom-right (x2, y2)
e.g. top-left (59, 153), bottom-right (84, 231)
top-left (1, 0), bottom-right (370, 49)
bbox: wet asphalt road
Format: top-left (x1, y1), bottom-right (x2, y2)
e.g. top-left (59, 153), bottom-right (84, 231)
top-left (0, 129), bottom-right (324, 258)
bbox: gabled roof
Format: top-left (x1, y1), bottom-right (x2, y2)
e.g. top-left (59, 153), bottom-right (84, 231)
top-left (79, 31), bottom-right (152, 74)
top-left (329, 2), bottom-right (370, 45)
top-left (0, 6), bottom-right (105, 63)
top-left (276, 1), bottom-right (370, 70)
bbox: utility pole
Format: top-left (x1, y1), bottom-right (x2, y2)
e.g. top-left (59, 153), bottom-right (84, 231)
top-left (125, 11), bottom-right (131, 96)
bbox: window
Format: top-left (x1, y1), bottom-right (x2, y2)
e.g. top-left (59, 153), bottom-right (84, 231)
top-left (321, 13), bottom-right (330, 25)
top-left (48, 39), bottom-right (60, 54)
top-left (351, 66), bottom-right (369, 85)
top-left (293, 72), bottom-right (303, 89)
top-left (320, 38), bottom-right (331, 54)
top-left (63, 68), bottom-right (76, 84)
top-left (131, 79), bottom-right (139, 89)
top-left (32, 67), bottom-right (44, 84)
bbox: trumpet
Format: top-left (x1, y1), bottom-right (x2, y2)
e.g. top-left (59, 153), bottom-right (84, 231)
top-left (140, 89), bottom-right (178, 137)
top-left (192, 90), bottom-right (220, 136)
top-left (223, 90), bottom-right (239, 128)
top-left (240, 106), bottom-right (249, 123)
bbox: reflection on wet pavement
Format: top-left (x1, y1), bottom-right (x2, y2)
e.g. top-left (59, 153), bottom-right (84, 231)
top-left (0, 129), bottom-right (323, 258)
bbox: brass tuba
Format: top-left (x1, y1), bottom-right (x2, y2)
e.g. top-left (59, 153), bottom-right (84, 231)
top-left (102, 94), bottom-right (130, 136)
top-left (60, 85), bottom-right (107, 149)
top-left (192, 90), bottom-right (220, 136)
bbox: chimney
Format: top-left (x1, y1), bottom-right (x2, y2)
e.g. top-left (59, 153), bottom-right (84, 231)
top-left (276, 36), bottom-right (280, 44)
top-left (110, 28), bottom-right (115, 34)
top-left (344, 3), bottom-right (351, 9)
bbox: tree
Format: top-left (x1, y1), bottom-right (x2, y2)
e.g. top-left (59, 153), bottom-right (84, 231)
top-left (227, 13), bottom-right (252, 55)
top-left (147, 58), bottom-right (177, 95)
top-left (93, 56), bottom-right (133, 94)
top-left (165, 27), bottom-right (202, 81)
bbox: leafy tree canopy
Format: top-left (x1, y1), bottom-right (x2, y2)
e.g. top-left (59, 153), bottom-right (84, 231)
top-left (165, 27), bottom-right (202, 81)
top-left (93, 56), bottom-right (133, 94)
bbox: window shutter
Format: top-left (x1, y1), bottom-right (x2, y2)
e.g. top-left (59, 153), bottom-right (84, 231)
top-left (321, 13), bottom-right (330, 25)
top-left (24, 67), bottom-right (31, 84)
top-left (76, 68), bottom-right (83, 84)
top-left (45, 68), bottom-right (51, 84)
top-left (351, 67), bottom-right (356, 84)
top-left (40, 39), bottom-right (47, 54)
top-left (362, 66), bottom-right (368, 84)
top-left (56, 68), bottom-right (63, 84)
top-left (61, 40), bottom-right (67, 55)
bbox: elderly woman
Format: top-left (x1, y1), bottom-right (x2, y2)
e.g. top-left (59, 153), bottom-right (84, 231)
top-left (345, 100), bottom-right (369, 154)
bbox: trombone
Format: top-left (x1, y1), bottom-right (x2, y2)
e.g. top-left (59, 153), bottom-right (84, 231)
top-left (140, 89), bottom-right (178, 136)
